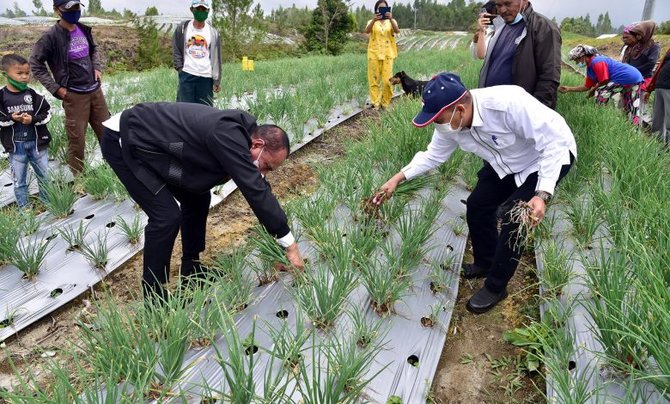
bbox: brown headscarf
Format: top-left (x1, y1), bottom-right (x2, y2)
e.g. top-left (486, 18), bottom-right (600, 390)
top-left (623, 20), bottom-right (657, 62)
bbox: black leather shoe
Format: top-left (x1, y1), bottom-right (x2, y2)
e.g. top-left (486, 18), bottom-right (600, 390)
top-left (461, 263), bottom-right (489, 279)
top-left (466, 286), bottom-right (508, 314)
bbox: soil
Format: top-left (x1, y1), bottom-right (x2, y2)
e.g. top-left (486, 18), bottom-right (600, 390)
top-left (0, 105), bottom-right (544, 403)
top-left (0, 25), bottom-right (139, 73)
top-left (430, 247), bottom-right (544, 404)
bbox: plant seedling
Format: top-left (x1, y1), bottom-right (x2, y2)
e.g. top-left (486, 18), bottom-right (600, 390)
top-left (117, 214), bottom-right (143, 244)
top-left (80, 230), bottom-right (109, 270)
top-left (9, 236), bottom-right (53, 280)
top-left (348, 308), bottom-right (384, 349)
top-left (58, 220), bottom-right (90, 252)
top-left (42, 170), bottom-right (77, 218)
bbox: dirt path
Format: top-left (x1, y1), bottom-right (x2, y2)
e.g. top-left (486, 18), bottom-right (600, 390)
top-left (430, 247), bottom-right (544, 404)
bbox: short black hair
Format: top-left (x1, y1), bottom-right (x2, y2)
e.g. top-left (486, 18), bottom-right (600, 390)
top-left (252, 124), bottom-right (290, 155)
top-left (374, 0), bottom-right (388, 13)
top-left (482, 1), bottom-right (496, 15)
top-left (1, 54), bottom-right (29, 71)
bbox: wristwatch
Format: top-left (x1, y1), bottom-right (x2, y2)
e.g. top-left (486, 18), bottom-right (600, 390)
top-left (534, 190), bottom-right (552, 203)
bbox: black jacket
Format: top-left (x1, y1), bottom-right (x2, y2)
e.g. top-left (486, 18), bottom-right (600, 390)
top-left (625, 43), bottom-right (660, 78)
top-left (479, 3), bottom-right (562, 109)
top-left (0, 87), bottom-right (52, 153)
top-left (30, 22), bottom-right (102, 98)
top-left (118, 102), bottom-right (290, 238)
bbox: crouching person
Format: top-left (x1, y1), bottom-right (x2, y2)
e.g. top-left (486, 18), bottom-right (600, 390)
top-left (375, 73), bottom-right (576, 314)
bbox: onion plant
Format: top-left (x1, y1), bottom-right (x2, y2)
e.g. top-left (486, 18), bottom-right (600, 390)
top-left (394, 197), bottom-right (440, 270)
top-left (116, 214), bottom-right (143, 245)
top-left (297, 333), bottom-right (384, 403)
top-left (42, 169), bottom-right (77, 218)
top-left (265, 309), bottom-right (311, 372)
top-left (347, 308), bottom-right (384, 349)
top-left (210, 249), bottom-right (253, 313)
top-left (249, 224), bottom-right (289, 285)
top-left (76, 294), bottom-right (159, 395)
top-left (293, 264), bottom-right (356, 329)
top-left (428, 256), bottom-right (455, 294)
top-left (80, 162), bottom-right (126, 201)
top-left (537, 239), bottom-right (572, 298)
top-left (9, 236), bottom-right (52, 280)
top-left (0, 208), bottom-right (21, 265)
top-left (58, 220), bottom-right (90, 251)
top-left (19, 209), bottom-right (41, 236)
top-left (80, 230), bottom-right (109, 270)
top-left (565, 196), bottom-right (602, 248)
top-left (584, 248), bottom-right (647, 369)
top-left (360, 249), bottom-right (412, 317)
top-left (209, 298), bottom-right (257, 404)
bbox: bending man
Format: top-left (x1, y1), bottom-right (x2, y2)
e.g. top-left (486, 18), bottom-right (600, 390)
top-left (376, 73), bottom-right (576, 314)
top-left (101, 103), bottom-right (304, 300)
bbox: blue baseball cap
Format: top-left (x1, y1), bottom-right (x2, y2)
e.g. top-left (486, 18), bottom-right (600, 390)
top-left (412, 72), bottom-right (468, 128)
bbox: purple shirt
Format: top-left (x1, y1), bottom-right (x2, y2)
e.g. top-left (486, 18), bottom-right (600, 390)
top-left (67, 25), bottom-right (99, 93)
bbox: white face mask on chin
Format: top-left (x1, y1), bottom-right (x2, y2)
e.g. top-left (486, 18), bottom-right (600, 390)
top-left (434, 107), bottom-right (463, 134)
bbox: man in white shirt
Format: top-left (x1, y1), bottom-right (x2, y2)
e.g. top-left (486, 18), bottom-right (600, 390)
top-left (376, 72), bottom-right (576, 314)
top-left (172, 0), bottom-right (222, 106)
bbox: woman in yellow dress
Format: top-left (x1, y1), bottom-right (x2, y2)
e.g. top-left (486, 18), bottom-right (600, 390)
top-left (365, 1), bottom-right (400, 109)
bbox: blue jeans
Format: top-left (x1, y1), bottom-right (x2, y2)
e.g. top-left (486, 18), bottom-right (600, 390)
top-left (177, 70), bottom-right (214, 106)
top-left (10, 141), bottom-right (49, 208)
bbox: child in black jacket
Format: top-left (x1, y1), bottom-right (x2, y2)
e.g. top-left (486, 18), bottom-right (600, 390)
top-left (0, 54), bottom-right (52, 208)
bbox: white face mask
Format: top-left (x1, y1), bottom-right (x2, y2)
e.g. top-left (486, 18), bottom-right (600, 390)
top-left (435, 107), bottom-right (462, 134)
top-left (252, 141), bottom-right (265, 169)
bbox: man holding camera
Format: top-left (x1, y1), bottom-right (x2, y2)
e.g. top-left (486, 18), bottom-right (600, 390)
top-left (478, 0), bottom-right (561, 110)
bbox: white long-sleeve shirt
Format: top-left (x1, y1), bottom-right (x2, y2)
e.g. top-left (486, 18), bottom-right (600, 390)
top-left (402, 85), bottom-right (577, 195)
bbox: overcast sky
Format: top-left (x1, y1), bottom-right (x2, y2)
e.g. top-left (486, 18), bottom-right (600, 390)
top-left (98, 0), bottom-right (669, 27)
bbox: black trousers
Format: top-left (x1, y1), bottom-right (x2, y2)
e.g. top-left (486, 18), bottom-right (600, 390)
top-left (466, 155), bottom-right (574, 293)
top-left (100, 128), bottom-right (211, 298)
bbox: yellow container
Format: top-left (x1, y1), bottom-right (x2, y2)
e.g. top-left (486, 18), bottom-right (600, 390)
top-left (248, 60), bottom-right (255, 71)
top-left (242, 56), bottom-right (249, 71)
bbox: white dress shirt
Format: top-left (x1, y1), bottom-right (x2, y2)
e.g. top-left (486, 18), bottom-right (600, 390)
top-left (402, 85), bottom-right (577, 195)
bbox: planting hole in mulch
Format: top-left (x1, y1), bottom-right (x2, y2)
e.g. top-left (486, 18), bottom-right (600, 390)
top-left (446, 245), bottom-right (454, 252)
top-left (85, 214), bottom-right (95, 220)
top-left (420, 317), bottom-right (434, 327)
top-left (245, 345), bottom-right (259, 355)
top-left (106, 221), bottom-right (116, 228)
top-left (4, 183), bottom-right (12, 187)
top-left (407, 354), bottom-right (420, 367)
top-left (568, 360), bottom-right (577, 371)
top-left (46, 234), bottom-right (57, 241)
top-left (460, 199), bottom-right (467, 205)
top-left (276, 310), bottom-right (289, 319)
top-left (50, 288), bottom-right (63, 298)
top-left (0, 318), bottom-right (13, 328)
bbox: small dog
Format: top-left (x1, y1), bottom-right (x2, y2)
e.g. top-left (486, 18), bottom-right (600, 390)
top-left (389, 71), bottom-right (428, 97)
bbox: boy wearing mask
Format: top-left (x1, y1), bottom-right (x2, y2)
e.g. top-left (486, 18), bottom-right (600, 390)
top-left (172, 0), bottom-right (222, 106)
top-left (1, 54), bottom-right (52, 209)
top-left (30, 0), bottom-right (110, 176)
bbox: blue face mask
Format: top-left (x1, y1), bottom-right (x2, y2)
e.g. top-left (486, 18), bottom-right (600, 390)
top-left (61, 10), bottom-right (81, 24)
top-left (577, 61), bottom-right (587, 68)
top-left (510, 13), bottom-right (523, 24)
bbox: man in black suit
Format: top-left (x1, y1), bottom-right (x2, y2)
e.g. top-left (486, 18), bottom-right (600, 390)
top-left (101, 102), bottom-right (304, 300)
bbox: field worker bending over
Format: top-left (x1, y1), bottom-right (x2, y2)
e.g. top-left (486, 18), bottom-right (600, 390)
top-left (560, 45), bottom-right (644, 125)
top-left (100, 103), bottom-right (304, 301)
top-left (375, 73), bottom-right (576, 314)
